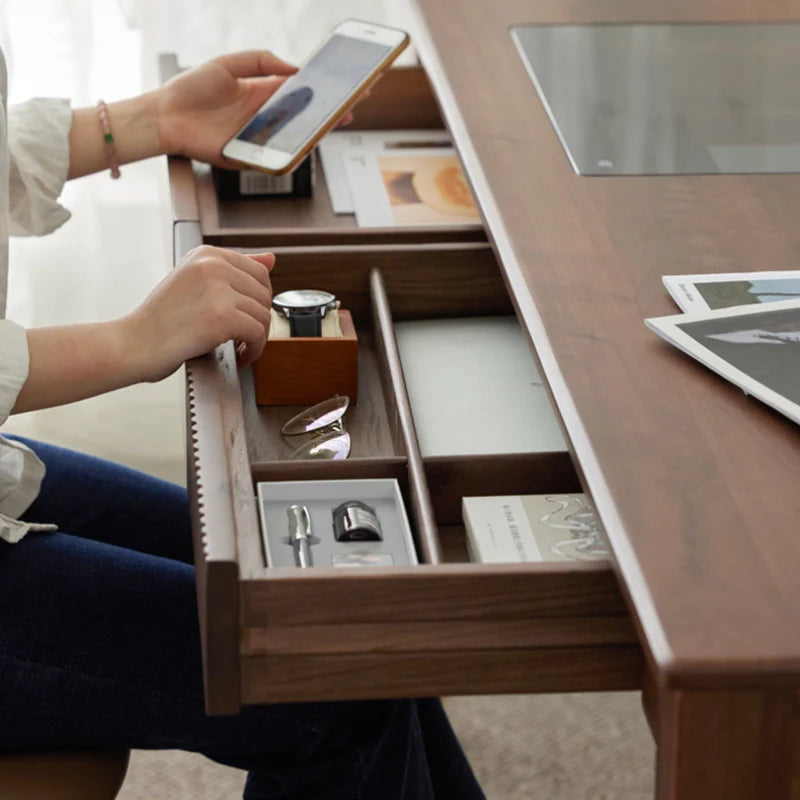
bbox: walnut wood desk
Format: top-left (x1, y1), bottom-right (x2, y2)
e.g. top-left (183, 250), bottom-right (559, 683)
top-left (409, 1), bottom-right (800, 798)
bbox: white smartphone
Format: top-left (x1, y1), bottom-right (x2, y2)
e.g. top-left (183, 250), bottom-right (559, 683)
top-left (222, 19), bottom-right (410, 175)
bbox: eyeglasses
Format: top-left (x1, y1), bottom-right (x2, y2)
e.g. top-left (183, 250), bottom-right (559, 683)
top-left (281, 395), bottom-right (351, 460)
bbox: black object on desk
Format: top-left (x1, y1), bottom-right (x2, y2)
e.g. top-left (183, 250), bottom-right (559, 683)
top-left (213, 152), bottom-right (314, 198)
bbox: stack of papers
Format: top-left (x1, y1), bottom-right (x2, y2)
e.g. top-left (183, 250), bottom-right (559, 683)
top-left (318, 130), bottom-right (481, 228)
top-left (646, 270), bottom-right (800, 425)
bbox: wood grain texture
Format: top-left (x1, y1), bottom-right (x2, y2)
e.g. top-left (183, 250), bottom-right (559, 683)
top-left (241, 616), bottom-right (638, 656)
top-left (240, 563), bottom-right (629, 626)
top-left (258, 242), bottom-right (511, 324)
top-left (242, 333), bottom-right (401, 464)
top-left (424, 452), bottom-right (581, 524)
top-left (412, 0), bottom-right (800, 688)
top-left (252, 309), bottom-right (358, 406)
top-left (240, 646), bottom-right (642, 704)
top-left (656, 688), bottom-right (800, 799)
top-left (179, 221), bottom-right (241, 715)
top-left (371, 269), bottom-right (441, 563)
top-left (437, 523), bottom-right (472, 563)
top-left (196, 160), bottom-right (485, 247)
top-left (167, 159), bottom-right (199, 224)
top-left (340, 65), bottom-right (444, 131)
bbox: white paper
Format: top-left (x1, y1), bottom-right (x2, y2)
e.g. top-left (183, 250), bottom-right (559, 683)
top-left (662, 270), bottom-right (800, 313)
top-left (393, 316), bottom-right (567, 457)
top-left (645, 298), bottom-right (800, 427)
top-left (317, 129), bottom-right (451, 214)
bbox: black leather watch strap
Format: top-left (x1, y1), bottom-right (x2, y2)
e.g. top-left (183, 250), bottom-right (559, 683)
top-left (288, 311), bottom-right (322, 337)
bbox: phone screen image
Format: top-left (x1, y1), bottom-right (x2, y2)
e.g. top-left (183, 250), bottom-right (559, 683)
top-left (236, 34), bottom-right (393, 155)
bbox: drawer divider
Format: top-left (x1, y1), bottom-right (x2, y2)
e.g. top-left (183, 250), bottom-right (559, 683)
top-left (370, 268), bottom-right (441, 564)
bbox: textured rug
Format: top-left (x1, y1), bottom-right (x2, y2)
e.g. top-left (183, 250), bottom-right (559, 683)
top-left (116, 692), bottom-right (655, 799)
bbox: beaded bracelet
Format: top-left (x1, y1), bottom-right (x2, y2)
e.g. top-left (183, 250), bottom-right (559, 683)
top-left (96, 100), bottom-right (121, 179)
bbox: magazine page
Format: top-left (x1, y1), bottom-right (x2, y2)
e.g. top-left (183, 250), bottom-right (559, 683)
top-left (645, 298), bottom-right (800, 426)
top-left (342, 148), bottom-right (481, 227)
top-left (317, 129), bottom-right (451, 213)
top-left (662, 270), bottom-right (800, 312)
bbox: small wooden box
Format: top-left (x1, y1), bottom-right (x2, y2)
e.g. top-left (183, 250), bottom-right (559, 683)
top-left (253, 310), bottom-right (358, 405)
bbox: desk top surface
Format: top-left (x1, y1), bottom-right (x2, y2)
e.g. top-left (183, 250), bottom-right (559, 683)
top-left (412, 0), bottom-right (800, 687)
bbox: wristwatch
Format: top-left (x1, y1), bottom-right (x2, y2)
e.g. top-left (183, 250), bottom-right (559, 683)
top-left (272, 289), bottom-right (340, 337)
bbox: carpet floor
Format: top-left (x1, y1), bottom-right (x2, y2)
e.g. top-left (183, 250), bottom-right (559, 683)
top-left (117, 692), bottom-right (655, 799)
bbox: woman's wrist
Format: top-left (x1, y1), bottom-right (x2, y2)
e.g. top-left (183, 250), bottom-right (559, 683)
top-left (14, 319), bottom-right (143, 413)
top-left (115, 312), bottom-right (162, 384)
top-left (67, 90), bottom-right (165, 180)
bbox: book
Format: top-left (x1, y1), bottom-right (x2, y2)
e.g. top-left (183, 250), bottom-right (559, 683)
top-left (462, 493), bottom-right (609, 563)
top-left (661, 270), bottom-right (800, 313)
top-left (645, 298), bottom-right (800, 426)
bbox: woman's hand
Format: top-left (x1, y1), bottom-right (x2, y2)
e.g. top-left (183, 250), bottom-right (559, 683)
top-left (156, 50), bottom-right (356, 167)
top-left (156, 51), bottom-right (297, 167)
top-left (67, 49), bottom-right (359, 179)
top-left (125, 245), bottom-right (275, 382)
top-left (14, 246), bottom-right (275, 414)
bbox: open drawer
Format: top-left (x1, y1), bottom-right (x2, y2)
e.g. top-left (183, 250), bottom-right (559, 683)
top-left (182, 232), bottom-right (642, 714)
top-left (160, 54), bottom-right (487, 249)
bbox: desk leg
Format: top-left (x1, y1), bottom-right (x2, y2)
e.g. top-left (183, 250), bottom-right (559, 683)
top-left (655, 687), bottom-right (799, 799)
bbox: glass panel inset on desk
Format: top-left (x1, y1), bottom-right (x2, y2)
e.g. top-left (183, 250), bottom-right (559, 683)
top-left (511, 22), bottom-right (800, 175)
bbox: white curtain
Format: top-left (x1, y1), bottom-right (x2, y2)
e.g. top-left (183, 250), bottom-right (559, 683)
top-left (119, 0), bottom-right (417, 90)
top-left (0, 0), bottom-right (415, 103)
top-left (0, 0), bottom-right (143, 104)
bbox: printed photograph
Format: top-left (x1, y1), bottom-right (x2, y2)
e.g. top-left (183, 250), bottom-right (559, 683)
top-left (695, 277), bottom-right (800, 309)
top-left (663, 270), bottom-right (800, 312)
top-left (318, 129), bottom-right (452, 213)
top-left (675, 304), bottom-right (800, 407)
top-left (344, 149), bottom-right (481, 227)
top-left (645, 299), bottom-right (800, 426)
top-left (377, 152), bottom-right (480, 226)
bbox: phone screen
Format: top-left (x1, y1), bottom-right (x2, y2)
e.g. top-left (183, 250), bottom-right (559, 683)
top-left (236, 34), bottom-right (393, 155)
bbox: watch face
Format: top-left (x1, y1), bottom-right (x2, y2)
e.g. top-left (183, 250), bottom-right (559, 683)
top-left (273, 289), bottom-right (335, 310)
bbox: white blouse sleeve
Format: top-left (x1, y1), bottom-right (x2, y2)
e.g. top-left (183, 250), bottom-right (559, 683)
top-left (7, 98), bottom-right (72, 236)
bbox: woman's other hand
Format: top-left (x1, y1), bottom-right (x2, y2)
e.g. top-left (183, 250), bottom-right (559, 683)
top-left (125, 246), bottom-right (275, 381)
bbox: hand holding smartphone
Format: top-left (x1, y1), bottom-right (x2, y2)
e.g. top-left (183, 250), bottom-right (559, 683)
top-left (222, 19), bottom-right (409, 175)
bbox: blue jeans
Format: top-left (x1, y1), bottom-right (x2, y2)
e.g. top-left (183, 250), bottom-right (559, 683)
top-left (0, 437), bottom-right (484, 800)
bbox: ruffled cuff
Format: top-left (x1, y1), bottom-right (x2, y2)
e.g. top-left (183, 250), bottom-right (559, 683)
top-left (0, 513), bottom-right (57, 544)
top-left (8, 97), bottom-right (72, 236)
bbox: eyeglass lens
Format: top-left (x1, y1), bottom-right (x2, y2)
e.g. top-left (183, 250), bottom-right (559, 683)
top-left (281, 395), bottom-right (350, 436)
top-left (281, 396), bottom-right (352, 460)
